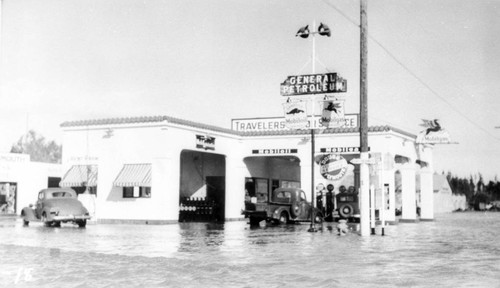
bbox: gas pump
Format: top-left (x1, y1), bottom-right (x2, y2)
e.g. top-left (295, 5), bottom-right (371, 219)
top-left (325, 184), bottom-right (334, 221)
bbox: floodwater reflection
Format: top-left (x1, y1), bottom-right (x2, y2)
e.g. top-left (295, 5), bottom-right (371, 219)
top-left (0, 213), bottom-right (499, 287)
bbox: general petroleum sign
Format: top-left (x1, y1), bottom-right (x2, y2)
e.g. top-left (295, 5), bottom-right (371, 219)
top-left (319, 154), bottom-right (348, 181)
top-left (280, 73), bottom-right (347, 96)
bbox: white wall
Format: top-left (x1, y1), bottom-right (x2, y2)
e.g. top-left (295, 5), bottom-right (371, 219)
top-left (63, 122), bottom-right (243, 222)
top-left (62, 122), bottom-right (429, 223)
top-left (0, 155), bottom-right (62, 214)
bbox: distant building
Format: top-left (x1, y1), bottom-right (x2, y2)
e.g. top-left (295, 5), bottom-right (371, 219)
top-left (397, 173), bottom-right (466, 214)
top-left (0, 153), bottom-right (62, 215)
top-left (432, 174), bottom-right (455, 213)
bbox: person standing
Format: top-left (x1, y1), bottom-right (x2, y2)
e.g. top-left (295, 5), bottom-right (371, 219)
top-left (316, 191), bottom-right (324, 214)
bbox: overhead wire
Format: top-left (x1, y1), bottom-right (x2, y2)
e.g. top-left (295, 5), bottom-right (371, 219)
top-left (321, 0), bottom-right (500, 142)
top-left (382, 3), bottom-right (500, 131)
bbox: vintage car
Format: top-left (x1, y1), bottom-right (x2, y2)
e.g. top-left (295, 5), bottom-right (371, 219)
top-left (334, 192), bottom-right (361, 223)
top-left (242, 187), bottom-right (323, 225)
top-left (21, 188), bottom-right (91, 228)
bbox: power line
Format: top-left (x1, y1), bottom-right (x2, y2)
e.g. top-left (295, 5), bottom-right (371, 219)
top-left (377, 4), bottom-right (500, 124)
top-left (367, 36), bottom-right (500, 142)
top-left (321, 0), bottom-right (500, 142)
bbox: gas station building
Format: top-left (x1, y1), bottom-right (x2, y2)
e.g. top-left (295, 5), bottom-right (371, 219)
top-left (59, 114), bottom-right (434, 224)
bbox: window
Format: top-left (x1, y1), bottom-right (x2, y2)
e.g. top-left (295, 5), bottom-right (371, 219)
top-left (277, 191), bottom-right (291, 199)
top-left (244, 178), bottom-right (269, 203)
top-left (48, 177), bottom-right (61, 188)
top-left (142, 187), bottom-right (151, 198)
top-left (271, 179), bottom-right (279, 192)
top-left (299, 191), bottom-right (307, 201)
top-left (123, 187), bottom-right (151, 198)
top-left (281, 180), bottom-right (300, 188)
top-left (1, 183), bottom-right (17, 214)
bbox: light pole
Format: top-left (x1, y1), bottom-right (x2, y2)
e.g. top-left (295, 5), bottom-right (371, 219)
top-left (296, 21), bottom-right (331, 232)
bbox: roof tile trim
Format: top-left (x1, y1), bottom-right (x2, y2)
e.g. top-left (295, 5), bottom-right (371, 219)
top-left (60, 115), bottom-right (416, 138)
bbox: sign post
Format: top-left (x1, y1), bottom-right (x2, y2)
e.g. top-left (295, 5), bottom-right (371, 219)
top-left (285, 21), bottom-right (348, 233)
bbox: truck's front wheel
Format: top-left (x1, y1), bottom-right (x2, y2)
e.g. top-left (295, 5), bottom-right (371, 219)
top-left (278, 212), bottom-right (289, 224)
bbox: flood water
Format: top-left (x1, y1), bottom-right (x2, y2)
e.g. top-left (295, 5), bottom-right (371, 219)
top-left (1, 212), bottom-right (499, 288)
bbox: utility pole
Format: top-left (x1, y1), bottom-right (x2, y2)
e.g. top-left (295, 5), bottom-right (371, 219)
top-left (359, 0), bottom-right (370, 236)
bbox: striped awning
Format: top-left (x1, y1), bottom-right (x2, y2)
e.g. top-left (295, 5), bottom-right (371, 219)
top-left (60, 165), bottom-right (98, 187)
top-left (113, 164), bottom-right (152, 187)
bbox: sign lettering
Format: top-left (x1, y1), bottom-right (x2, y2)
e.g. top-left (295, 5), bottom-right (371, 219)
top-left (281, 73), bottom-right (347, 96)
top-left (0, 153), bottom-right (29, 163)
top-left (321, 99), bottom-right (345, 128)
top-left (232, 114), bottom-right (358, 132)
top-left (283, 101), bottom-right (308, 129)
top-left (320, 147), bottom-right (371, 154)
top-left (196, 135), bottom-right (215, 150)
top-left (319, 154), bottom-right (348, 181)
top-left (252, 149), bottom-right (298, 155)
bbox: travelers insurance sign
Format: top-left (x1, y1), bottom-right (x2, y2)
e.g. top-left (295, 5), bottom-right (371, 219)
top-left (231, 115), bottom-right (358, 132)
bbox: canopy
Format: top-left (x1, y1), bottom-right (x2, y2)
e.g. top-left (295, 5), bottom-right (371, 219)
top-left (113, 164), bottom-right (152, 187)
top-left (60, 165), bottom-right (98, 187)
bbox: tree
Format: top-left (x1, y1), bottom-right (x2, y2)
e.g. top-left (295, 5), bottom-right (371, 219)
top-left (10, 130), bottom-right (62, 163)
top-left (446, 171), bottom-right (452, 183)
top-left (471, 193), bottom-right (490, 211)
top-left (476, 173), bottom-right (485, 194)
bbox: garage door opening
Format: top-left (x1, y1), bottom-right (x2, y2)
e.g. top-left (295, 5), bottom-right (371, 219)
top-left (243, 156), bottom-right (301, 202)
top-left (179, 150), bottom-right (226, 223)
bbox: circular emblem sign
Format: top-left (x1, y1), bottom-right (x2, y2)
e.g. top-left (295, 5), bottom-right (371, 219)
top-left (319, 154), bottom-right (348, 181)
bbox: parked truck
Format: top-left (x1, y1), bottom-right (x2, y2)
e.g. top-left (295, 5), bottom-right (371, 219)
top-left (242, 187), bottom-right (323, 226)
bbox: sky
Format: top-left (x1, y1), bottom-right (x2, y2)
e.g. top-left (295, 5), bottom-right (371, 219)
top-left (1, 0), bottom-right (500, 181)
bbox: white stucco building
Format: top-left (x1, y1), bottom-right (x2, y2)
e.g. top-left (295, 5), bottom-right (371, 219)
top-left (0, 153), bottom-right (62, 215)
top-left (59, 115), bottom-right (435, 224)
